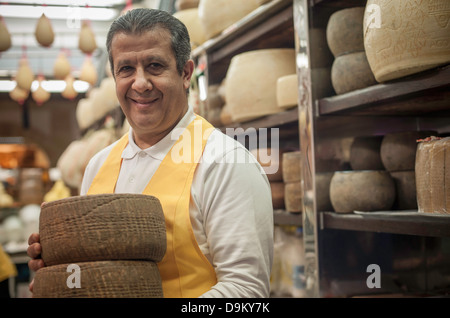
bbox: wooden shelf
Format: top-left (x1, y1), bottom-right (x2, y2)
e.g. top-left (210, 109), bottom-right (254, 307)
top-left (320, 211), bottom-right (450, 237)
top-left (274, 209), bottom-right (303, 226)
top-left (317, 65), bottom-right (450, 116)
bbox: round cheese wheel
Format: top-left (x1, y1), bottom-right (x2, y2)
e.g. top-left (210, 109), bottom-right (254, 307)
top-left (350, 136), bottom-right (384, 170)
top-left (277, 74), bottom-right (298, 109)
top-left (390, 170), bottom-right (417, 210)
top-left (329, 170), bottom-right (396, 213)
top-left (331, 51), bottom-right (376, 95)
top-left (35, 13), bottom-right (54, 47)
top-left (0, 17), bottom-right (12, 52)
top-left (284, 182), bottom-right (302, 213)
top-left (415, 137), bottom-right (450, 214)
top-left (364, 0), bottom-right (450, 82)
top-left (198, 0), bottom-right (260, 40)
top-left (39, 194), bottom-right (166, 266)
top-left (173, 9), bottom-right (207, 49)
top-left (226, 49), bottom-right (296, 123)
top-left (326, 7), bottom-right (365, 57)
top-left (219, 104), bottom-right (233, 126)
top-left (270, 182), bottom-right (285, 210)
top-left (56, 140), bottom-right (85, 189)
top-left (380, 131), bottom-right (436, 172)
top-left (282, 151), bottom-right (302, 183)
top-left (76, 98), bottom-right (94, 130)
top-left (33, 260), bottom-right (163, 298)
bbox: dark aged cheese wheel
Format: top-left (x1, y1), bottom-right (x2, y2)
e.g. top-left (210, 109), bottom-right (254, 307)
top-left (282, 151), bottom-right (302, 183)
top-left (270, 182), bottom-right (285, 210)
top-left (390, 170), bottom-right (417, 210)
top-left (33, 260), bottom-right (163, 298)
top-left (39, 194), bottom-right (166, 266)
top-left (350, 136), bottom-right (384, 171)
top-left (284, 182), bottom-right (302, 213)
top-left (415, 137), bottom-right (450, 214)
top-left (380, 131), bottom-right (437, 172)
top-left (331, 51), bottom-right (377, 95)
top-left (329, 170), bottom-right (396, 213)
top-left (326, 7), bottom-right (365, 57)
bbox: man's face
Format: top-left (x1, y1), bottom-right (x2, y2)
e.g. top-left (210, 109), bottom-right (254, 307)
top-left (110, 28), bottom-right (193, 147)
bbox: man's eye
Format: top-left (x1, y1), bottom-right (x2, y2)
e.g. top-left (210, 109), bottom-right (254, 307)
top-left (117, 66), bottom-right (132, 74)
top-left (149, 63), bottom-right (163, 69)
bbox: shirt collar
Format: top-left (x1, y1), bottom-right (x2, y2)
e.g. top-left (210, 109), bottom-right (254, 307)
top-left (122, 106), bottom-right (196, 161)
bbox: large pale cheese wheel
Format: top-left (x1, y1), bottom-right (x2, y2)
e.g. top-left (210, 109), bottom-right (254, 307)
top-left (415, 137), bottom-right (450, 214)
top-left (77, 129), bottom-right (116, 173)
top-left (390, 170), bottom-right (417, 210)
top-left (173, 9), bottom-right (207, 49)
top-left (57, 140), bottom-right (85, 189)
top-left (380, 131), bottom-right (436, 172)
top-left (276, 74), bottom-right (298, 109)
top-left (251, 148), bottom-right (283, 182)
top-left (198, 0), bottom-right (260, 40)
top-left (35, 13), bottom-right (54, 47)
top-left (39, 194), bottom-right (166, 266)
top-left (76, 98), bottom-right (94, 130)
top-left (90, 77), bottom-right (119, 120)
top-left (220, 104), bottom-right (233, 126)
top-left (284, 182), bottom-right (302, 213)
top-left (53, 52), bottom-right (71, 80)
top-left (282, 151), bottom-right (302, 183)
top-left (326, 7), bottom-right (365, 57)
top-left (33, 260), bottom-right (163, 298)
top-left (329, 170), bottom-right (396, 213)
top-left (364, 0), bottom-right (450, 82)
top-left (270, 182), bottom-right (285, 210)
top-left (226, 49), bottom-right (296, 123)
top-left (0, 17), bottom-right (12, 52)
top-left (331, 51), bottom-right (377, 94)
top-left (350, 136), bottom-right (384, 170)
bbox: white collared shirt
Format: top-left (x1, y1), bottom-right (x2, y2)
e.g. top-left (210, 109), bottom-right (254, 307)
top-left (80, 107), bottom-right (274, 298)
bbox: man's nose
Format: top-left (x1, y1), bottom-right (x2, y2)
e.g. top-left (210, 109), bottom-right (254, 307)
top-left (132, 68), bottom-right (152, 93)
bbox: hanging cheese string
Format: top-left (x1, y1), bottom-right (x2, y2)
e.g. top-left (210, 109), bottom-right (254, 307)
top-left (62, 74), bottom-right (78, 100)
top-left (78, 5), bottom-right (97, 54)
top-left (79, 53), bottom-right (98, 86)
top-left (35, 5), bottom-right (55, 48)
top-left (53, 48), bottom-right (71, 80)
top-left (0, 15), bottom-right (12, 52)
top-left (16, 46), bottom-right (35, 91)
top-left (32, 73), bottom-right (51, 106)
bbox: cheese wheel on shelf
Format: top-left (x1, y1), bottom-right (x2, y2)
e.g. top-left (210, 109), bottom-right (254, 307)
top-left (350, 136), bottom-right (384, 170)
top-left (282, 151), bottom-right (302, 183)
top-left (33, 260), bottom-right (163, 298)
top-left (326, 7), bottom-right (365, 57)
top-left (173, 8), bottom-right (207, 49)
top-left (415, 137), bottom-right (450, 214)
top-left (226, 49), bottom-right (296, 123)
top-left (380, 131), bottom-right (436, 172)
top-left (276, 74), bottom-right (298, 109)
top-left (331, 51), bottom-right (376, 95)
top-left (329, 170), bottom-right (396, 213)
top-left (390, 170), bottom-right (417, 210)
top-left (364, 0), bottom-right (450, 82)
top-left (284, 182), bottom-right (302, 213)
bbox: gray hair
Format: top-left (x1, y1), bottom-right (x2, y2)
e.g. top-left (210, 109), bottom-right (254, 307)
top-left (106, 8), bottom-right (191, 76)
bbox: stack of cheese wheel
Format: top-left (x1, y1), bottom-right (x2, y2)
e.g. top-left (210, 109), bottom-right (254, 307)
top-left (173, 8), bottom-right (207, 49)
top-left (363, 0), bottom-right (450, 83)
top-left (282, 151), bottom-right (302, 213)
top-left (226, 49), bottom-right (296, 123)
top-left (415, 137), bottom-right (450, 214)
top-left (326, 7), bottom-right (376, 94)
top-left (380, 131), bottom-right (436, 210)
top-left (349, 136), bottom-right (384, 171)
top-left (251, 148), bottom-right (284, 210)
top-left (33, 194), bottom-right (166, 298)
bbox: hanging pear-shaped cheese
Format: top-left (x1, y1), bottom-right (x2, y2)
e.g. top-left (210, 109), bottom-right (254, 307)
top-left (9, 83), bottom-right (30, 105)
top-left (16, 58), bottom-right (35, 91)
top-left (78, 21), bottom-right (97, 54)
top-left (0, 16), bottom-right (12, 52)
top-left (53, 52), bottom-right (71, 80)
top-left (79, 56), bottom-right (98, 86)
top-left (61, 75), bottom-right (78, 100)
top-left (35, 13), bottom-right (54, 47)
top-left (32, 75), bottom-right (51, 106)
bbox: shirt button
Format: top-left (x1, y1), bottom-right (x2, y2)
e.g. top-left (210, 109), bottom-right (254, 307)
top-left (129, 177), bottom-right (135, 183)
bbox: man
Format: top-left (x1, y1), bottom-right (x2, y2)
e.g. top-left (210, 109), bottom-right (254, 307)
top-left (28, 8), bottom-right (273, 298)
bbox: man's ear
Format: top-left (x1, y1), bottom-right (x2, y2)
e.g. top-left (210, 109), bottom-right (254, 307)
top-left (183, 59), bottom-right (195, 90)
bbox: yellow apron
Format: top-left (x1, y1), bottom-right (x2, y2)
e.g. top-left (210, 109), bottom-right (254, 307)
top-left (0, 245), bottom-right (17, 283)
top-left (87, 115), bottom-right (217, 297)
